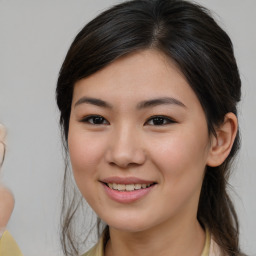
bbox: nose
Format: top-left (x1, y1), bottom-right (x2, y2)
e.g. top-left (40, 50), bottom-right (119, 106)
top-left (105, 126), bottom-right (146, 168)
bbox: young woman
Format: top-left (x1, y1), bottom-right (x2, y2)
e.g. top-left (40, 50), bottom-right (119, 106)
top-left (56, 1), bottom-right (244, 255)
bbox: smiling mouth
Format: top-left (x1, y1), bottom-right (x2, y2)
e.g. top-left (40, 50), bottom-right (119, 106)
top-left (105, 183), bottom-right (155, 192)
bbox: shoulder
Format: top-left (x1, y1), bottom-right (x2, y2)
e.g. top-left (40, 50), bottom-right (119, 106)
top-left (201, 227), bottom-right (223, 256)
top-left (81, 245), bottom-right (98, 256)
top-left (81, 236), bottom-right (105, 256)
top-left (209, 236), bottom-right (223, 256)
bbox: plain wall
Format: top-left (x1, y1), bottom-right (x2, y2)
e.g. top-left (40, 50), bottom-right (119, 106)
top-left (0, 1), bottom-right (255, 255)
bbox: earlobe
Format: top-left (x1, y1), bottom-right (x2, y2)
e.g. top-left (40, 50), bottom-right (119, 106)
top-left (207, 113), bottom-right (238, 167)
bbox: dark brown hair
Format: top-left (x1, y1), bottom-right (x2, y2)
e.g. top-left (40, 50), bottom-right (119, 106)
top-left (56, 0), bottom-right (244, 255)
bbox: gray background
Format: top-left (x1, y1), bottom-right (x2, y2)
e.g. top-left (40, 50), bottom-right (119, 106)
top-left (0, 1), bottom-right (255, 255)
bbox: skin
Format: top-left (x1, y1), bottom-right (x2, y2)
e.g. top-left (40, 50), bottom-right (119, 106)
top-left (0, 124), bottom-right (15, 236)
top-left (0, 186), bottom-right (14, 236)
top-left (68, 50), bottom-right (237, 256)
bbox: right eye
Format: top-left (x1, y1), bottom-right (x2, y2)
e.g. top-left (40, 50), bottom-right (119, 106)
top-left (80, 115), bottom-right (109, 125)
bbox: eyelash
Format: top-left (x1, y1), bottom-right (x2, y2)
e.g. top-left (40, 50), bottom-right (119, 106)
top-left (80, 115), bottom-right (176, 126)
top-left (81, 115), bottom-right (109, 125)
top-left (146, 115), bottom-right (176, 126)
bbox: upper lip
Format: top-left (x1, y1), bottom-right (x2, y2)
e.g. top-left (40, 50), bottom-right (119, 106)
top-left (101, 176), bottom-right (156, 185)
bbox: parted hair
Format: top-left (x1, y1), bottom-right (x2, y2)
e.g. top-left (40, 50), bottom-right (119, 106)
top-left (56, 0), bottom-right (244, 255)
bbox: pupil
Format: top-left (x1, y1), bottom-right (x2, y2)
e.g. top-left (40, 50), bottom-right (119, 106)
top-left (94, 117), bottom-right (103, 124)
top-left (153, 117), bottom-right (164, 125)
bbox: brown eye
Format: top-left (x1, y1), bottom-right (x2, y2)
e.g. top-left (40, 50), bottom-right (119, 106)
top-left (81, 115), bottom-right (109, 125)
top-left (146, 116), bottom-right (175, 126)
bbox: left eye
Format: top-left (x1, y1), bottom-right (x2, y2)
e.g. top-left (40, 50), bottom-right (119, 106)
top-left (81, 115), bottom-right (109, 125)
top-left (146, 116), bottom-right (175, 126)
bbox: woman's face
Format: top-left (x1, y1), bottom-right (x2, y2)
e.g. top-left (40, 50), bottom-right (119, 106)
top-left (68, 50), bottom-right (212, 232)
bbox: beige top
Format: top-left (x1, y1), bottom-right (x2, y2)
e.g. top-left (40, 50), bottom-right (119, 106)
top-left (82, 227), bottom-right (222, 256)
top-left (0, 230), bottom-right (23, 256)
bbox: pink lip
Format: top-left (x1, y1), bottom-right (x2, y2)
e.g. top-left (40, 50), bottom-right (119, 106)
top-left (100, 177), bottom-right (156, 203)
top-left (101, 176), bottom-right (155, 185)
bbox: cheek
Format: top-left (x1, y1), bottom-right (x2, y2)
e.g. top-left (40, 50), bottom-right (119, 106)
top-left (68, 128), bottom-right (106, 186)
top-left (146, 130), bottom-right (209, 218)
top-left (150, 128), bottom-right (209, 186)
top-left (68, 130), bottom-right (108, 207)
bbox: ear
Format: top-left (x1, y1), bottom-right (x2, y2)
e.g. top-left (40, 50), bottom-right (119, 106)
top-left (207, 113), bottom-right (238, 167)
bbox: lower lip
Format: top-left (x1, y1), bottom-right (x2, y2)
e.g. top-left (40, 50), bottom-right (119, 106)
top-left (102, 183), bottom-right (155, 203)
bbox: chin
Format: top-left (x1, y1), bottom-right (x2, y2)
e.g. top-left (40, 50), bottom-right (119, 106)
top-left (109, 223), bottom-right (149, 233)
top-left (102, 215), bottom-right (154, 233)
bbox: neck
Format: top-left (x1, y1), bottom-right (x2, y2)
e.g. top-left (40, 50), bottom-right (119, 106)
top-left (105, 218), bottom-right (205, 256)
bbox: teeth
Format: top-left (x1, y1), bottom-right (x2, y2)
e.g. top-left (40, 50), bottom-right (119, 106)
top-left (134, 184), bottom-right (142, 190)
top-left (126, 184), bottom-right (135, 191)
top-left (107, 183), bottom-right (153, 191)
top-left (117, 184), bottom-right (125, 190)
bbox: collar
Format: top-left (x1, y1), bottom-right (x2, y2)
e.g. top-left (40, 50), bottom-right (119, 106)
top-left (82, 227), bottom-right (212, 256)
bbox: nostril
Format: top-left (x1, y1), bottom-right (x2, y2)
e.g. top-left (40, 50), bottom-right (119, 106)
top-left (108, 161), bottom-right (143, 169)
top-left (105, 141), bottom-right (146, 168)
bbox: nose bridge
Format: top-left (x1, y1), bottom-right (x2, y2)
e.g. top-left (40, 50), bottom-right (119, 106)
top-left (106, 122), bottom-right (145, 168)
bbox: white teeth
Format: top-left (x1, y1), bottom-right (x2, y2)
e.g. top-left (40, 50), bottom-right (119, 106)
top-left (107, 183), bottom-right (153, 191)
top-left (135, 184), bottom-right (142, 190)
top-left (117, 184), bottom-right (125, 191)
top-left (125, 184), bottom-right (135, 191)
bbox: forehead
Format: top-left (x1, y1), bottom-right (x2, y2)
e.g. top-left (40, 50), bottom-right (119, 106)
top-left (72, 49), bottom-right (199, 109)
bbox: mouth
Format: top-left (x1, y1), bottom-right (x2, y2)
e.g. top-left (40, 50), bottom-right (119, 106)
top-left (104, 182), bottom-right (156, 192)
top-left (100, 177), bottom-right (157, 203)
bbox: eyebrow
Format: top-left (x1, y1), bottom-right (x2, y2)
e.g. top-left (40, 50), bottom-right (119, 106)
top-left (74, 97), bottom-right (113, 108)
top-left (74, 96), bottom-right (186, 109)
top-left (136, 97), bottom-right (186, 109)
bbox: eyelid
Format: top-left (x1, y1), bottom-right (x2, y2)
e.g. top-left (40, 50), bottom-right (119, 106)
top-left (80, 115), bottom-right (109, 125)
top-left (79, 114), bottom-right (176, 126)
top-left (145, 115), bottom-right (176, 126)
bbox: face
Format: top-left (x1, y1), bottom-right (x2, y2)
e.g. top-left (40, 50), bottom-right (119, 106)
top-left (68, 50), bottom-right (212, 233)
